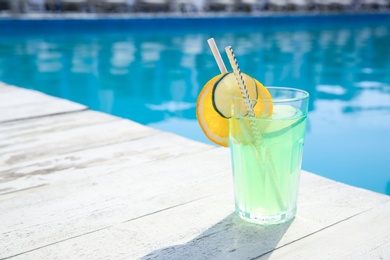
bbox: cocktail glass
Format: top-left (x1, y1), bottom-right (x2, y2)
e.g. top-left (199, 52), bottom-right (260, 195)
top-left (229, 87), bottom-right (309, 225)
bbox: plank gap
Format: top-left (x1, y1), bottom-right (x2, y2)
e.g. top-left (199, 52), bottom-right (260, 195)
top-left (0, 184), bottom-right (47, 196)
top-left (0, 107), bottom-right (89, 124)
top-left (0, 135), bottom-right (218, 194)
top-left (1, 195), bottom-right (213, 259)
top-left (121, 195), bottom-right (213, 224)
top-left (252, 207), bottom-right (375, 259)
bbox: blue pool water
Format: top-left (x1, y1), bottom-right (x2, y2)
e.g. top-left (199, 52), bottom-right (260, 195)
top-left (1, 14), bottom-right (390, 195)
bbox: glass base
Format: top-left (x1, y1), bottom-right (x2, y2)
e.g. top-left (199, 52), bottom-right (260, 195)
top-left (237, 208), bottom-right (296, 225)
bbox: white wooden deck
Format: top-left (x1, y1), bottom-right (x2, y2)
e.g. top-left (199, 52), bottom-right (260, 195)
top-left (1, 82), bottom-right (390, 259)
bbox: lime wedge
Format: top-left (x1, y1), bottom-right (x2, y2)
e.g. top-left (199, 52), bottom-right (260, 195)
top-left (262, 105), bottom-right (305, 138)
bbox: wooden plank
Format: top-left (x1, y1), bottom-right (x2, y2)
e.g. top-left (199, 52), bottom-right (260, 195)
top-left (5, 178), bottom-right (389, 260)
top-left (261, 201), bottom-right (390, 259)
top-left (0, 83), bottom-right (56, 108)
top-left (0, 148), bottom-right (228, 258)
top-left (0, 98), bottom-right (87, 123)
top-left (0, 110), bottom-right (117, 135)
top-left (0, 83), bottom-right (18, 93)
top-left (0, 84), bottom-right (86, 122)
top-left (1, 157), bottom-right (389, 259)
top-left (0, 113), bottom-right (159, 170)
top-left (0, 111), bottom-right (118, 148)
top-left (0, 130), bottom-right (215, 194)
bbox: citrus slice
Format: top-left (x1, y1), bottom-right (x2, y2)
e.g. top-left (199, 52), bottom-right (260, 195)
top-left (231, 105), bottom-right (305, 145)
top-left (262, 105), bottom-right (304, 137)
top-left (253, 79), bottom-right (273, 118)
top-left (196, 74), bottom-right (230, 147)
top-left (196, 73), bottom-right (273, 147)
top-left (212, 73), bottom-right (258, 118)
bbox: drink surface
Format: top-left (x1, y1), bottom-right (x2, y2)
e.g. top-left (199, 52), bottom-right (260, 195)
top-left (229, 104), bottom-right (307, 223)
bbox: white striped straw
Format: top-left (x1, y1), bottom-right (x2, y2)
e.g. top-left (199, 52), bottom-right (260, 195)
top-left (207, 38), bottom-right (228, 74)
top-left (225, 45), bottom-right (285, 209)
top-left (225, 46), bottom-right (255, 118)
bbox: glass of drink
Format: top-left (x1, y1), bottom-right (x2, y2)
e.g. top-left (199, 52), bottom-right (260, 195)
top-left (229, 87), bottom-right (309, 225)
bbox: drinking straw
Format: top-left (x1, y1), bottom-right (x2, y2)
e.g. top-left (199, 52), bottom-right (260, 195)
top-left (224, 46), bottom-right (259, 137)
top-left (225, 46), bottom-right (285, 210)
top-left (207, 38), bottom-right (228, 74)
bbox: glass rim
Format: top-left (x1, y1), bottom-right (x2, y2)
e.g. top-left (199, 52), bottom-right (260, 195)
top-left (233, 86), bottom-right (309, 103)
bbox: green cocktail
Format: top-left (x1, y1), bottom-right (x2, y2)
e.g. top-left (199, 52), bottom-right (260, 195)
top-left (196, 41), bottom-right (309, 224)
top-left (229, 87), bottom-right (309, 224)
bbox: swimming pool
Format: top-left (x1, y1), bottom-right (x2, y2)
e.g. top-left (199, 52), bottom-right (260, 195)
top-left (1, 14), bottom-right (390, 195)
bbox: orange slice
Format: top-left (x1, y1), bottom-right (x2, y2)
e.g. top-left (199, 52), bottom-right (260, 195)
top-left (253, 78), bottom-right (273, 118)
top-left (196, 73), bottom-right (273, 147)
top-left (196, 74), bottom-right (229, 147)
